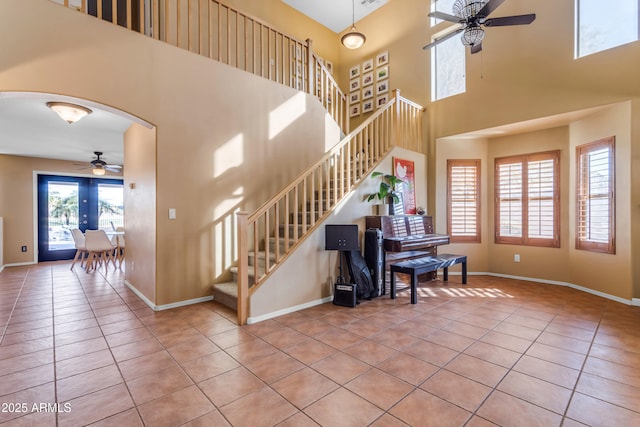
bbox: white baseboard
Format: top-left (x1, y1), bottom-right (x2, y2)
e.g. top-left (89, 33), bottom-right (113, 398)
top-left (3, 261), bottom-right (37, 268)
top-left (155, 296), bottom-right (214, 311)
top-left (124, 280), bottom-right (213, 311)
top-left (247, 296), bottom-right (333, 324)
top-left (632, 298), bottom-right (640, 307)
top-left (124, 280), bottom-right (156, 310)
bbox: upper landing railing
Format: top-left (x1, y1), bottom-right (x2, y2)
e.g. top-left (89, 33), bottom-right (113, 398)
top-left (51, 0), bottom-right (348, 133)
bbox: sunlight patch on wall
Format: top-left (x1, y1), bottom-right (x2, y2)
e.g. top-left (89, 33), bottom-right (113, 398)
top-left (214, 134), bottom-right (244, 178)
top-left (214, 186), bottom-right (243, 218)
top-left (214, 207), bottom-right (239, 273)
top-left (269, 92), bottom-right (306, 139)
top-left (325, 112), bottom-right (341, 151)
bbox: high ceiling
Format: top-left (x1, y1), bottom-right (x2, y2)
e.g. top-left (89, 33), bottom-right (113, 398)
top-left (282, 0), bottom-right (389, 32)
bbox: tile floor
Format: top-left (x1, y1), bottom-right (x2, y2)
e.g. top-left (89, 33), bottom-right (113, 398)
top-left (1, 262), bottom-right (640, 426)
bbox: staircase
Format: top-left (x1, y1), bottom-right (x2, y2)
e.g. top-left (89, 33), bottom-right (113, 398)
top-left (51, 0), bottom-right (426, 324)
top-left (228, 91), bottom-right (426, 324)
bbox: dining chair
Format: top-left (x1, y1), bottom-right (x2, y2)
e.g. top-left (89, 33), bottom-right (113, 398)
top-left (84, 230), bottom-right (116, 272)
top-left (70, 228), bottom-right (88, 270)
top-left (110, 227), bottom-right (125, 268)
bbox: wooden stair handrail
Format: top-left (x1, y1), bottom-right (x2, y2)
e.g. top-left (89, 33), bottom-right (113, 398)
top-left (237, 90), bottom-right (425, 324)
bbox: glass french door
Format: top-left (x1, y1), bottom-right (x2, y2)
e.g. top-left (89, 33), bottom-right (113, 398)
top-left (37, 175), bottom-right (124, 262)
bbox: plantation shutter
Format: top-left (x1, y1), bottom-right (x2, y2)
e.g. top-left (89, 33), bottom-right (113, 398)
top-left (527, 154), bottom-right (558, 244)
top-left (496, 160), bottom-right (523, 242)
top-left (495, 151), bottom-right (559, 247)
top-left (447, 160), bottom-right (480, 243)
top-left (576, 137), bottom-right (615, 254)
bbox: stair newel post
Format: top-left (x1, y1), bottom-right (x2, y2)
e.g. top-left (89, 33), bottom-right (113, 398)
top-left (393, 89), bottom-right (402, 151)
top-left (236, 211), bottom-right (249, 325)
top-left (306, 39), bottom-right (315, 98)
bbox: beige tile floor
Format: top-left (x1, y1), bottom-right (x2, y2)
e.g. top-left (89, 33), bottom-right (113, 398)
top-left (1, 262), bottom-right (640, 426)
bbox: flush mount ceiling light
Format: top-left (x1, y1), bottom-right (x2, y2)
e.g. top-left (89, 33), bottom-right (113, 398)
top-left (46, 101), bottom-right (92, 124)
top-left (341, 0), bottom-right (366, 49)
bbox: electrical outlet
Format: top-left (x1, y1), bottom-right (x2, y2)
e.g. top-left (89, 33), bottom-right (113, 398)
top-left (21, 246), bottom-right (27, 252)
top-left (514, 254), bottom-right (520, 263)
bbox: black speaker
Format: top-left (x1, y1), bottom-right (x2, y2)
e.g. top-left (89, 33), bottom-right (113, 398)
top-left (333, 282), bottom-right (357, 307)
top-left (364, 228), bottom-right (385, 296)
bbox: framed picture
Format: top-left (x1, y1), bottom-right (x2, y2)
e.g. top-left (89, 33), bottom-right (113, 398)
top-left (326, 60), bottom-right (333, 74)
top-left (376, 51), bottom-right (389, 66)
top-left (350, 104), bottom-right (361, 117)
top-left (362, 99), bottom-right (374, 113)
top-left (393, 157), bottom-right (416, 214)
top-left (362, 58), bottom-right (374, 73)
top-left (376, 94), bottom-right (388, 108)
top-left (362, 72), bottom-right (374, 87)
top-left (350, 91), bottom-right (360, 104)
top-left (376, 80), bottom-right (388, 94)
top-left (377, 66), bottom-right (389, 81)
top-left (362, 86), bottom-right (374, 100)
top-left (349, 64), bottom-right (360, 78)
top-left (350, 78), bottom-right (360, 91)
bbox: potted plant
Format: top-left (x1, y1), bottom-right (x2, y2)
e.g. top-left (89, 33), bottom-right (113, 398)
top-left (364, 171), bottom-right (405, 215)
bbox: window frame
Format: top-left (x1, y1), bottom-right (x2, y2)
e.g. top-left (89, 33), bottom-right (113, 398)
top-left (494, 150), bottom-right (561, 248)
top-left (575, 0), bottom-right (640, 58)
top-left (575, 137), bottom-right (616, 254)
top-left (447, 159), bottom-right (481, 243)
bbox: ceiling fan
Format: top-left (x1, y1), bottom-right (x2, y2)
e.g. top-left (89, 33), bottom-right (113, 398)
top-left (423, 0), bottom-right (535, 54)
top-left (77, 151), bottom-right (122, 176)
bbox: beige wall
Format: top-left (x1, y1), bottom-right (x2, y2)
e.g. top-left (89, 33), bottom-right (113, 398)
top-left (123, 123), bottom-right (157, 303)
top-left (339, 0), bottom-right (639, 300)
top-left (0, 0), bottom-right (340, 305)
top-left (436, 104), bottom-right (634, 300)
top-left (568, 102), bottom-right (633, 299)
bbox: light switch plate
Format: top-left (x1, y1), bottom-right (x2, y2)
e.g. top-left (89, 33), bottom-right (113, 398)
top-left (168, 208), bottom-right (176, 219)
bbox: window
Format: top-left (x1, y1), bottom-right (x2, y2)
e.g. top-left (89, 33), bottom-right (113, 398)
top-left (431, 0), bottom-right (457, 25)
top-left (447, 160), bottom-right (481, 243)
top-left (576, 0), bottom-right (639, 58)
top-left (576, 137), bottom-right (615, 254)
top-left (432, 31), bottom-right (465, 101)
top-left (495, 151), bottom-right (560, 247)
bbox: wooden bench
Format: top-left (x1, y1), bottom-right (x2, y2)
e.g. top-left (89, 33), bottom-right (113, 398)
top-left (390, 254), bottom-right (467, 304)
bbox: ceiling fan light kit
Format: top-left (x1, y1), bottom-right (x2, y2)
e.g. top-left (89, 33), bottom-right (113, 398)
top-left (453, 0), bottom-right (487, 20)
top-left (423, 0), bottom-right (535, 54)
top-left (342, 0), bottom-right (366, 49)
top-left (81, 151), bottom-right (122, 175)
top-left (46, 101), bottom-right (92, 124)
top-left (461, 26), bottom-right (485, 46)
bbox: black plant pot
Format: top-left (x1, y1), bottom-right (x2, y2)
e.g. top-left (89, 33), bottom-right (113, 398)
top-left (387, 195), bottom-right (396, 215)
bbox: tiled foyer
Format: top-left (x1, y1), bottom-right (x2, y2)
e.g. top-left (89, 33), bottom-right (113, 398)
top-left (1, 262), bottom-right (639, 426)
